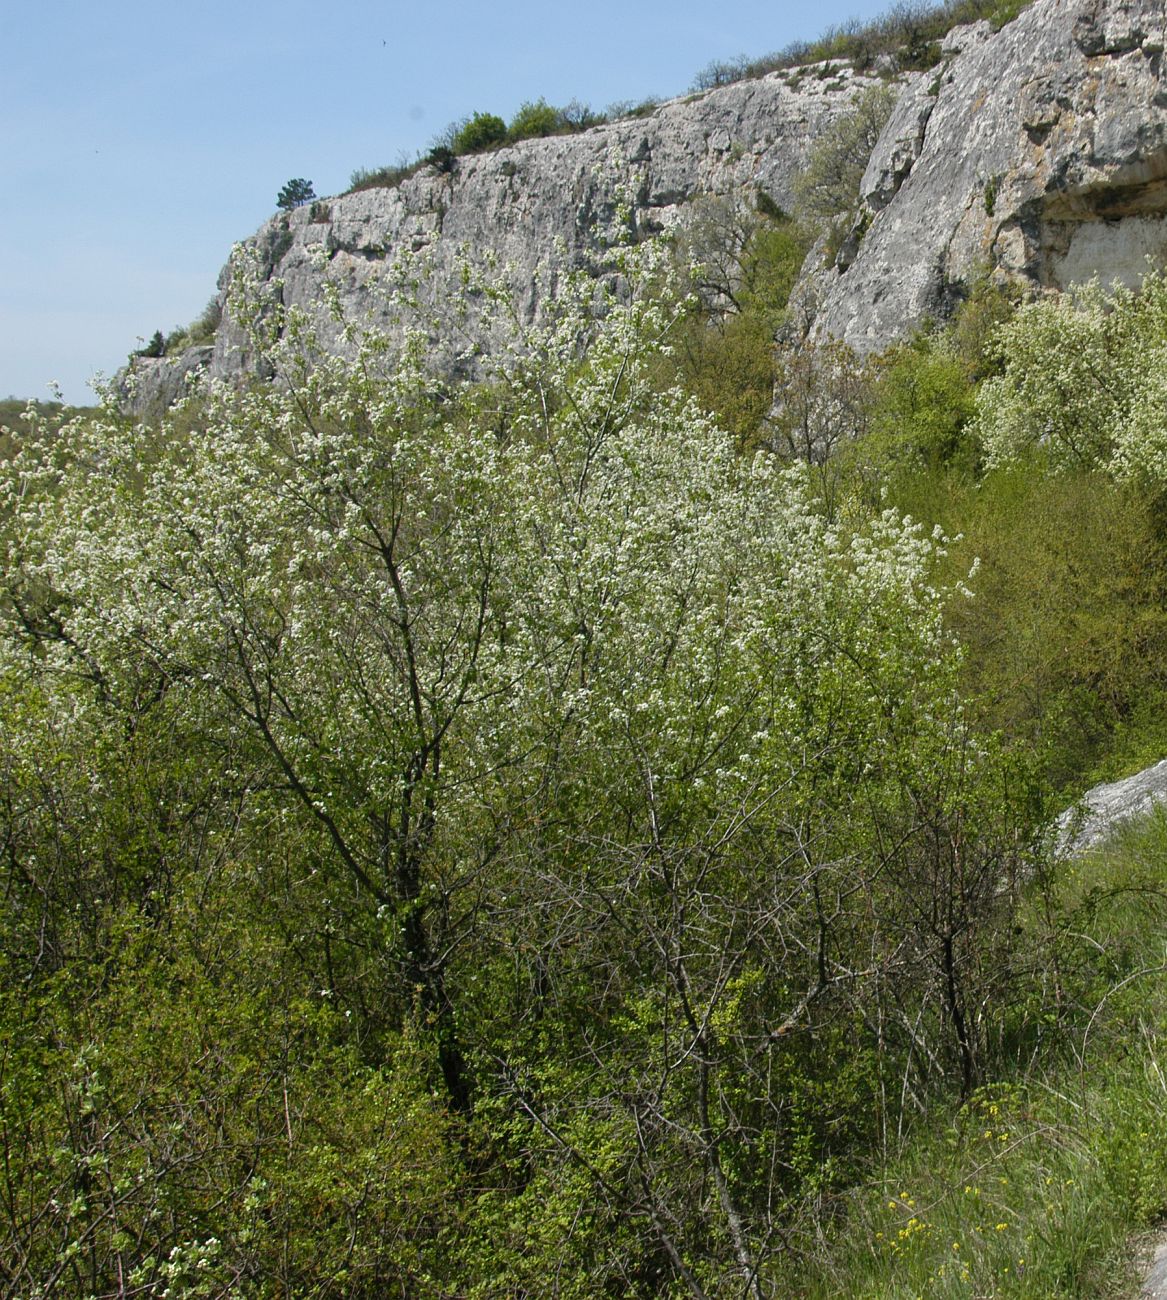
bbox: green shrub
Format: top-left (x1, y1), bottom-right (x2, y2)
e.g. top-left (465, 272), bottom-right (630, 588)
top-left (865, 334), bottom-right (979, 473)
top-left (451, 110), bottom-right (507, 154)
top-left (792, 84), bottom-right (896, 234)
top-left (766, 810), bottom-right (1167, 1299)
top-left (507, 98), bottom-right (565, 142)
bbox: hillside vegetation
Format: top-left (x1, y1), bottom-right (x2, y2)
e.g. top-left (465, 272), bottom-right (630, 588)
top-left (10, 7), bottom-right (1167, 1291)
top-left (341, 0), bottom-right (1033, 198)
top-left (5, 207), bottom-right (1167, 1295)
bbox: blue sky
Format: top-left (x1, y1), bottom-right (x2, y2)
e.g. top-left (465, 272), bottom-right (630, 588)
top-left (3, 0), bottom-right (892, 404)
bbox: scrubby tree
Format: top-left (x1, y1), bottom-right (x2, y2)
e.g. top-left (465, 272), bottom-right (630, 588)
top-left (792, 84), bottom-right (896, 233)
top-left (0, 232), bottom-right (1046, 1295)
top-left (275, 176), bottom-right (315, 210)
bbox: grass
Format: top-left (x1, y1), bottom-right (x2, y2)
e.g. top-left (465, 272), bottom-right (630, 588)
top-left (770, 810), bottom-right (1167, 1297)
top-left (691, 0), bottom-right (1033, 92)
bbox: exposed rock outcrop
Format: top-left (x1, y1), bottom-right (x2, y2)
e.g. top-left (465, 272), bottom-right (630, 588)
top-left (1055, 757), bottom-right (1167, 856)
top-left (126, 66), bottom-right (881, 411)
top-left (811, 0), bottom-right (1167, 350)
top-left (128, 0), bottom-right (1167, 409)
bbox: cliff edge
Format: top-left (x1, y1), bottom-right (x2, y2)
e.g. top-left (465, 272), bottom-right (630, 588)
top-left (127, 0), bottom-right (1167, 409)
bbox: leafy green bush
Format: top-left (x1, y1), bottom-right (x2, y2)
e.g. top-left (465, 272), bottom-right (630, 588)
top-left (974, 271), bottom-right (1167, 489)
top-left (862, 334), bottom-right (979, 474)
top-left (507, 98), bottom-right (565, 141)
top-left (792, 84), bottom-right (896, 242)
top-left (899, 465), bottom-right (1167, 793)
top-left (450, 110), bottom-right (507, 154)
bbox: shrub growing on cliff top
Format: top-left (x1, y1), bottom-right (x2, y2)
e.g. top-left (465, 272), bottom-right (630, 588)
top-left (450, 110), bottom-right (507, 154)
top-left (506, 98), bottom-right (565, 141)
top-left (692, 0), bottom-right (1033, 88)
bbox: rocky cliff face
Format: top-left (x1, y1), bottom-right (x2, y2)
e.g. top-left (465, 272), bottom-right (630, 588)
top-left (128, 0), bottom-right (1167, 409)
top-left (811, 0), bottom-right (1167, 349)
top-left (125, 65), bottom-right (881, 409)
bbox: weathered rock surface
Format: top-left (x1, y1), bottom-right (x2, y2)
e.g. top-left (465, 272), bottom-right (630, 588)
top-left (1055, 757), bottom-right (1167, 856)
top-left (1143, 1237), bottom-right (1167, 1299)
top-left (126, 67), bottom-right (881, 410)
top-left (812, 0), bottom-right (1167, 351)
top-left (128, 0), bottom-right (1167, 407)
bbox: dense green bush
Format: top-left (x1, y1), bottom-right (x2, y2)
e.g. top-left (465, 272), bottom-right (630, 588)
top-left (450, 110), bottom-right (507, 154)
top-left (506, 97), bottom-right (565, 141)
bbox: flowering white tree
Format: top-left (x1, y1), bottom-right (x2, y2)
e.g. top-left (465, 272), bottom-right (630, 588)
top-left (974, 270), bottom-right (1167, 484)
top-left (0, 234), bottom-right (1041, 1295)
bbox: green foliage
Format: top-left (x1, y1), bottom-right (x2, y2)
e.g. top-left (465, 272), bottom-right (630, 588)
top-left (870, 462), bottom-right (1167, 795)
top-left (670, 198), bottom-right (812, 447)
top-left (858, 333), bottom-right (980, 477)
top-left (0, 233), bottom-right (1052, 1293)
top-left (974, 270), bottom-right (1167, 487)
top-left (134, 328), bottom-right (165, 359)
top-left (767, 810), bottom-right (1167, 1298)
top-left (671, 307), bottom-right (780, 449)
top-left (506, 97), bottom-right (565, 141)
top-left (691, 0), bottom-right (1033, 89)
top-left (348, 157), bottom-right (421, 191)
top-left (275, 176), bottom-right (315, 210)
top-left (947, 270), bottom-right (1020, 380)
top-left (0, 399), bottom-right (67, 450)
top-left (159, 297), bottom-right (223, 356)
top-left (346, 103), bottom-right (603, 193)
top-left (450, 110), bottom-right (507, 154)
top-left (792, 84), bottom-right (896, 241)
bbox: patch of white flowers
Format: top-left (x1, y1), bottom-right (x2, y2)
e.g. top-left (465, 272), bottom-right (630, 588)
top-left (0, 229), bottom-right (965, 897)
top-left (974, 268), bottom-right (1167, 485)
